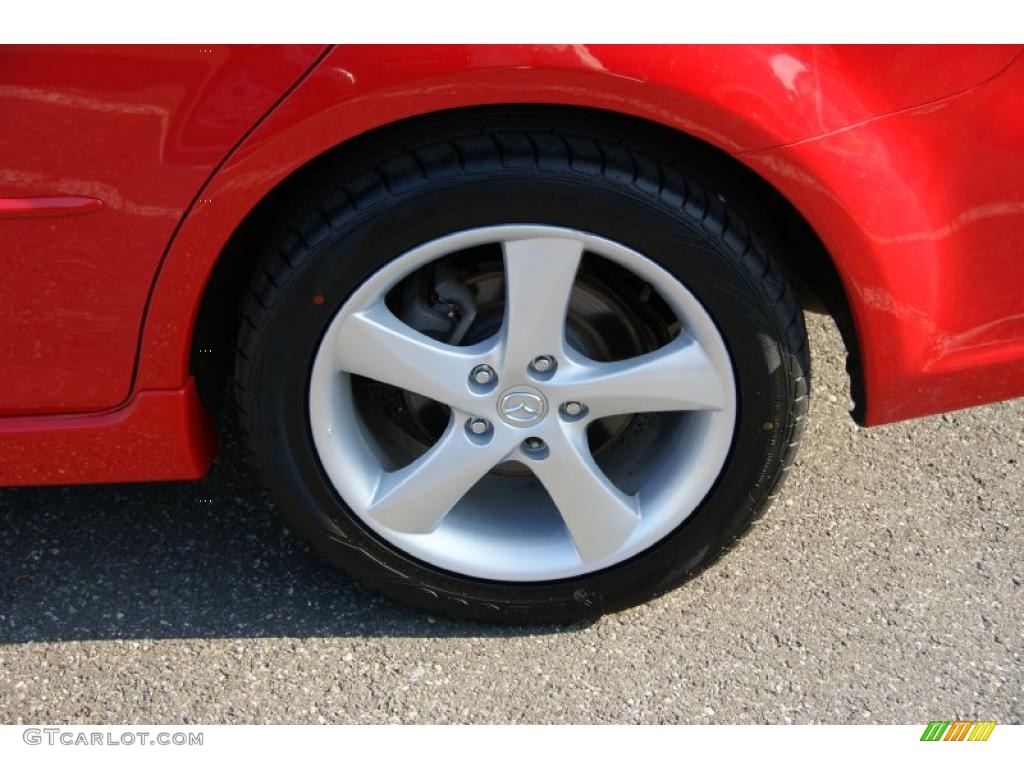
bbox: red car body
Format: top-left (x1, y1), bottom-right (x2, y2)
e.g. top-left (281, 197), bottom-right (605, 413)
top-left (2, 44), bottom-right (1023, 486)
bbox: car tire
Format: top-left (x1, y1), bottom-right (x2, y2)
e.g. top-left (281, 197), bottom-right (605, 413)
top-left (234, 113), bottom-right (809, 623)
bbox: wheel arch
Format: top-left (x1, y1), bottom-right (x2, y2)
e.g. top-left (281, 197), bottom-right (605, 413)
top-left (137, 74), bottom-right (866, 421)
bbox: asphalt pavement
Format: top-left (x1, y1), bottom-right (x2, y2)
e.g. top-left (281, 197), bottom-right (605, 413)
top-left (1, 314), bottom-right (1021, 723)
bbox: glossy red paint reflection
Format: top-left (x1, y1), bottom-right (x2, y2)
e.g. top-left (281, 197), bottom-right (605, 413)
top-left (743, 52), bottom-right (1024, 423)
top-left (0, 196), bottom-right (103, 218)
top-left (1, 45), bottom-right (1023, 486)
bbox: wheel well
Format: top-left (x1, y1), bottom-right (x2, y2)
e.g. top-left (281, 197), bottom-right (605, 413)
top-left (190, 104), bottom-right (864, 421)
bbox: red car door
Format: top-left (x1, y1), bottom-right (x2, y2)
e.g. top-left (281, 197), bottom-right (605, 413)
top-left (0, 44), bottom-right (325, 414)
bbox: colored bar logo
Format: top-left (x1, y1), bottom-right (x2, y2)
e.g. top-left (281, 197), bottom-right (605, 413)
top-left (920, 721), bottom-right (996, 741)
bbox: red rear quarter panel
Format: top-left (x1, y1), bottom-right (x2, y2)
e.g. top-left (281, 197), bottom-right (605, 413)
top-left (745, 55), bottom-right (1024, 422)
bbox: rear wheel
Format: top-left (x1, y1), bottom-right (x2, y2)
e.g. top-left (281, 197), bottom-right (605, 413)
top-left (235, 115), bottom-right (808, 623)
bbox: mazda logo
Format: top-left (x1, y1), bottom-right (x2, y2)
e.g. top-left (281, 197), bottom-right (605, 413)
top-left (497, 387), bottom-right (548, 426)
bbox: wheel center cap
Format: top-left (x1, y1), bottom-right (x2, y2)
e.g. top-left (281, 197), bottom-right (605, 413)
top-left (497, 385), bottom-right (548, 427)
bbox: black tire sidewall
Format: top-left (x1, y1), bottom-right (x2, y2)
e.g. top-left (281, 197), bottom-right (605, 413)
top-left (249, 174), bottom-right (794, 622)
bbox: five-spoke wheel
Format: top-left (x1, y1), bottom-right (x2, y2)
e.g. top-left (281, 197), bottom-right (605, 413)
top-left (235, 115), bottom-right (807, 621)
top-left (309, 227), bottom-right (736, 580)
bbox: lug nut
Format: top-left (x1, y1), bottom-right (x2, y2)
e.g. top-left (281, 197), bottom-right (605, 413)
top-left (467, 417), bottom-right (490, 435)
top-left (471, 365), bottom-right (496, 386)
top-left (530, 355), bottom-right (555, 374)
top-left (523, 437), bottom-right (546, 451)
top-left (563, 401), bottom-right (584, 417)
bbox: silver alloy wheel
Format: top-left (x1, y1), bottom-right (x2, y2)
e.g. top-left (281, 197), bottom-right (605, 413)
top-left (308, 225), bottom-right (737, 581)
